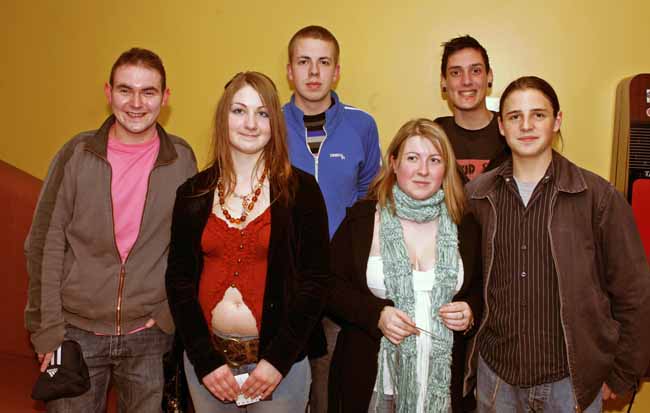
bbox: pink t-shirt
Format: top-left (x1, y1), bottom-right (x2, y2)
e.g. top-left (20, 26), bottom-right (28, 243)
top-left (107, 130), bottom-right (160, 263)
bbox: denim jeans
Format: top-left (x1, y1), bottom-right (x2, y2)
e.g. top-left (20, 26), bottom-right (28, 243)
top-left (46, 324), bottom-right (173, 413)
top-left (477, 355), bottom-right (602, 412)
top-left (184, 352), bottom-right (311, 413)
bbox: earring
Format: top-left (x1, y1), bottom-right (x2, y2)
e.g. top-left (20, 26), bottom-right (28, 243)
top-left (488, 82), bottom-right (492, 88)
top-left (442, 86), bottom-right (447, 92)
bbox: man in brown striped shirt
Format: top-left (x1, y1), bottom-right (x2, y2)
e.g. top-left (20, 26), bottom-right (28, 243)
top-left (467, 76), bottom-right (650, 412)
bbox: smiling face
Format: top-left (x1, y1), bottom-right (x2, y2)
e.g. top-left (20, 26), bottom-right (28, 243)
top-left (391, 135), bottom-right (445, 200)
top-left (104, 64), bottom-right (169, 142)
top-left (228, 84), bottom-right (272, 158)
top-left (441, 48), bottom-right (492, 113)
top-left (287, 37), bottom-right (340, 114)
top-left (499, 88), bottom-right (562, 160)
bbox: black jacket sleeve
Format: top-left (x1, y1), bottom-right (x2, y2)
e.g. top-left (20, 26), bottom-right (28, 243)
top-left (326, 206), bottom-right (393, 340)
top-left (259, 172), bottom-right (332, 376)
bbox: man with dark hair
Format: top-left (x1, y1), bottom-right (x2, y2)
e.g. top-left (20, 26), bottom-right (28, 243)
top-left (467, 76), bottom-right (650, 412)
top-left (283, 25), bottom-right (381, 413)
top-left (436, 35), bottom-right (509, 181)
top-left (24, 47), bottom-right (197, 412)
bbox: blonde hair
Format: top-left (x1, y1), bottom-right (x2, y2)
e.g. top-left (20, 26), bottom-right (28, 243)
top-left (368, 118), bottom-right (465, 223)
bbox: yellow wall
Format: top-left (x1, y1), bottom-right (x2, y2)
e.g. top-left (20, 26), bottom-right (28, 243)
top-left (1, 0), bottom-right (649, 410)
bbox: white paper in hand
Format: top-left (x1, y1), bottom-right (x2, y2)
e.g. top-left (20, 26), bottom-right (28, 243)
top-left (234, 373), bottom-right (261, 406)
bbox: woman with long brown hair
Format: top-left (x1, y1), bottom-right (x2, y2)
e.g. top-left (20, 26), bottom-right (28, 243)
top-left (165, 71), bottom-right (330, 412)
top-left (327, 118), bottom-right (483, 412)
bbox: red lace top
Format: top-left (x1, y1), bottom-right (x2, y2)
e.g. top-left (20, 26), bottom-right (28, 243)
top-left (198, 208), bottom-right (271, 332)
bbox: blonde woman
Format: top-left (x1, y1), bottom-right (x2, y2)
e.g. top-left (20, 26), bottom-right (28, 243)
top-left (327, 118), bottom-right (482, 413)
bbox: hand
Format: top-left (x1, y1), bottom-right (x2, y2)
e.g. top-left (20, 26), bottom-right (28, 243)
top-left (240, 359), bottom-right (282, 400)
top-left (202, 364), bottom-right (239, 401)
top-left (38, 352), bottom-right (54, 372)
top-left (602, 383), bottom-right (617, 400)
top-left (439, 301), bottom-right (473, 332)
top-left (145, 318), bottom-right (156, 328)
top-left (378, 306), bottom-right (419, 345)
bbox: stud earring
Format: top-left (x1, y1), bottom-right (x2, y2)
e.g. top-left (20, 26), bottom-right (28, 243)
top-left (442, 86), bottom-right (447, 92)
top-left (488, 82), bottom-right (493, 88)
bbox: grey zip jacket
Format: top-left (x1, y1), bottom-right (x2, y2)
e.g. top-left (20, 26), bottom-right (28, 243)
top-left (24, 116), bottom-right (197, 354)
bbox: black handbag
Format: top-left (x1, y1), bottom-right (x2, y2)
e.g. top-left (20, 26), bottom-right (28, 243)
top-left (31, 340), bottom-right (90, 401)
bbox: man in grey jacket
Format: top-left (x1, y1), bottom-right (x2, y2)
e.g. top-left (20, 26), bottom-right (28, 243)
top-left (24, 48), bottom-right (196, 412)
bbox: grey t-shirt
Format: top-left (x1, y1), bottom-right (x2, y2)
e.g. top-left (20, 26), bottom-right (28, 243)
top-left (513, 176), bottom-right (537, 206)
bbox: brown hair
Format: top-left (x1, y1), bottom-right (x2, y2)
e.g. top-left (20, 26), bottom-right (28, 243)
top-left (367, 118), bottom-right (465, 224)
top-left (204, 71), bottom-right (294, 205)
top-left (499, 75), bottom-right (563, 147)
top-left (440, 35), bottom-right (490, 77)
top-left (109, 48), bottom-right (166, 91)
top-left (288, 25), bottom-right (340, 64)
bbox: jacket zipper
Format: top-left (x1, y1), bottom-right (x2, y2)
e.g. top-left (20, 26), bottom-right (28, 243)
top-left (465, 195), bottom-right (497, 385)
top-left (109, 158), bottom-right (171, 335)
top-left (547, 190), bottom-right (581, 412)
top-left (303, 125), bottom-right (328, 182)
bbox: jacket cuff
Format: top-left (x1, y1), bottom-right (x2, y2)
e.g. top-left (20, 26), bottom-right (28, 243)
top-left (261, 342), bottom-right (296, 377)
top-left (31, 323), bottom-right (65, 354)
top-left (606, 367), bottom-right (637, 396)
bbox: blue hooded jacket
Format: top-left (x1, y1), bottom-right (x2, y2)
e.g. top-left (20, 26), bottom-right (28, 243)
top-left (283, 92), bottom-right (381, 238)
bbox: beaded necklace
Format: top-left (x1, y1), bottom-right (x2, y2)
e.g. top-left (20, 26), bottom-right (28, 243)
top-left (216, 171), bottom-right (267, 225)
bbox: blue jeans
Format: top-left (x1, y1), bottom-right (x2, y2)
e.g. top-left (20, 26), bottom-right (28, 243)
top-left (46, 324), bottom-right (173, 413)
top-left (184, 352), bottom-right (310, 413)
top-left (477, 355), bottom-right (602, 412)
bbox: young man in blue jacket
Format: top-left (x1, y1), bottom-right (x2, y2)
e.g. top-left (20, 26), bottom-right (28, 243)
top-left (283, 25), bottom-right (381, 413)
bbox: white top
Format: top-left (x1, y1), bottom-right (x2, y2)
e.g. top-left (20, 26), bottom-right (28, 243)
top-left (367, 255), bottom-right (464, 412)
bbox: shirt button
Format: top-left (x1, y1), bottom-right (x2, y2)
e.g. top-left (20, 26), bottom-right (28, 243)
top-left (230, 283), bottom-right (236, 288)
top-left (237, 258), bottom-right (242, 264)
top-left (240, 231), bottom-right (245, 237)
top-left (521, 244), bottom-right (528, 251)
top-left (521, 271), bottom-right (527, 278)
top-left (239, 244), bottom-right (244, 249)
top-left (234, 271), bottom-right (239, 276)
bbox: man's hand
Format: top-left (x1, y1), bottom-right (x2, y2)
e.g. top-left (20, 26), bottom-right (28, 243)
top-left (202, 364), bottom-right (239, 401)
top-left (602, 383), bottom-right (617, 400)
top-left (378, 306), bottom-right (419, 345)
top-left (241, 359), bottom-right (282, 400)
top-left (38, 352), bottom-right (54, 372)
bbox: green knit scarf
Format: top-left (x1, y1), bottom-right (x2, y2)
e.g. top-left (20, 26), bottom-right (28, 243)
top-left (376, 185), bottom-right (458, 413)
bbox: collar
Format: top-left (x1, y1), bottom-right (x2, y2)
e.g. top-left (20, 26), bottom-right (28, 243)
top-left (470, 150), bottom-right (587, 199)
top-left (84, 115), bottom-right (178, 166)
top-left (285, 91), bottom-right (342, 131)
top-left (496, 157), bottom-right (554, 186)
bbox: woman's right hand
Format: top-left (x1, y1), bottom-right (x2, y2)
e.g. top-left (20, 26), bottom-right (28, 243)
top-left (202, 364), bottom-right (239, 401)
top-left (378, 306), bottom-right (419, 345)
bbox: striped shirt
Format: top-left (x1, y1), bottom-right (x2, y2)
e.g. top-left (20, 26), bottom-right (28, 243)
top-left (304, 112), bottom-right (326, 156)
top-left (479, 161), bottom-right (569, 386)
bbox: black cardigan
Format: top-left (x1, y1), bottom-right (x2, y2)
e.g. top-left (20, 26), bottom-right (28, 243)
top-left (165, 167), bottom-right (331, 380)
top-left (326, 200), bottom-right (483, 413)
